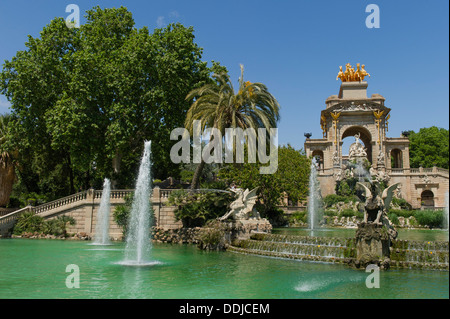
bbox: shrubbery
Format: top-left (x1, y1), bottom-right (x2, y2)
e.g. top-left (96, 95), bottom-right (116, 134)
top-left (323, 194), bottom-right (360, 208)
top-left (13, 212), bottom-right (76, 236)
top-left (413, 210), bottom-right (444, 229)
top-left (167, 185), bottom-right (234, 228)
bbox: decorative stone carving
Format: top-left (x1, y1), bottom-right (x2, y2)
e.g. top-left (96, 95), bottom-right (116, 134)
top-left (332, 150), bottom-right (340, 166)
top-left (220, 188), bottom-right (260, 221)
top-left (350, 181), bottom-right (401, 270)
top-left (356, 181), bottom-right (400, 227)
top-left (348, 133), bottom-right (368, 160)
top-left (377, 151), bottom-right (385, 165)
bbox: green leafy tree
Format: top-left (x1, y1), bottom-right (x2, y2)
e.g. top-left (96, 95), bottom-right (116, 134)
top-left (218, 145), bottom-right (310, 219)
top-left (1, 6), bottom-right (220, 199)
top-left (167, 187), bottom-right (234, 227)
top-left (408, 127), bottom-right (449, 169)
top-left (185, 65), bottom-right (280, 189)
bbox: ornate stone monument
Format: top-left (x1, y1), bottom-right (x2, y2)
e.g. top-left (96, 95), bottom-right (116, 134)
top-left (350, 181), bottom-right (400, 270)
top-left (304, 63), bottom-right (449, 210)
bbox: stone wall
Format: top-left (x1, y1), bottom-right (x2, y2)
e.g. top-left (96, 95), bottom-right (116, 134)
top-left (0, 188), bottom-right (180, 238)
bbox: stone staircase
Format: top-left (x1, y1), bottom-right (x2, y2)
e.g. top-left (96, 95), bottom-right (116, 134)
top-left (0, 188), bottom-right (179, 238)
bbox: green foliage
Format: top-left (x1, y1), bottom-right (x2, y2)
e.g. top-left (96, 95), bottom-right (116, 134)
top-left (323, 194), bottom-right (352, 207)
top-left (13, 212), bottom-right (75, 236)
top-left (218, 145), bottom-right (310, 218)
top-left (388, 209), bottom-right (415, 218)
top-left (413, 210), bottom-right (444, 228)
top-left (339, 209), bottom-right (363, 219)
top-left (408, 127), bottom-right (449, 169)
top-left (388, 213), bottom-right (400, 226)
top-left (113, 193), bottom-right (133, 236)
top-left (196, 219), bottom-right (227, 250)
top-left (387, 209), bottom-right (444, 228)
top-left (184, 64), bottom-right (280, 189)
top-left (335, 179), bottom-right (356, 196)
top-left (290, 211), bottom-right (307, 223)
top-left (391, 197), bottom-right (412, 210)
top-left (0, 6), bottom-right (221, 198)
top-left (13, 212), bottom-right (45, 235)
top-left (167, 187), bottom-right (234, 227)
top-left (324, 210), bottom-right (338, 217)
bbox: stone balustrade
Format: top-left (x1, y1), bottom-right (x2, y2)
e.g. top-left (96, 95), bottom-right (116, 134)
top-left (0, 188), bottom-right (179, 237)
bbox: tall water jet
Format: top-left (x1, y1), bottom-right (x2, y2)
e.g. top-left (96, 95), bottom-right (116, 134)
top-left (122, 141), bottom-right (155, 265)
top-left (93, 178), bottom-right (111, 245)
top-left (308, 158), bottom-right (323, 230)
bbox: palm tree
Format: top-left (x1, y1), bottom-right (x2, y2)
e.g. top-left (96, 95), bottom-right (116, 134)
top-left (0, 114), bottom-right (16, 206)
top-left (185, 65), bottom-right (280, 189)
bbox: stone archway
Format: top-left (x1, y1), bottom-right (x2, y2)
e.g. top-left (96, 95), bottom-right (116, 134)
top-left (312, 150), bottom-right (324, 170)
top-left (341, 126), bottom-right (373, 164)
top-left (421, 190), bottom-right (435, 208)
top-left (391, 149), bottom-right (403, 168)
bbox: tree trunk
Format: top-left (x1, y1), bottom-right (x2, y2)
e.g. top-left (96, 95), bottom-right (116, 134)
top-left (0, 161), bottom-right (15, 206)
top-left (190, 159), bottom-right (206, 190)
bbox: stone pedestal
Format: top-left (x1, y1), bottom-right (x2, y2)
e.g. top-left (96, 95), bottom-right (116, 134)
top-left (353, 222), bottom-right (391, 269)
top-left (222, 218), bottom-right (272, 242)
top-left (338, 81), bottom-right (368, 99)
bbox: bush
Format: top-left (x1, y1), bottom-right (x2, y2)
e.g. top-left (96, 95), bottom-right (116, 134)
top-left (291, 211), bottom-right (307, 223)
top-left (324, 210), bottom-right (338, 217)
top-left (13, 212), bottom-right (45, 235)
top-left (389, 209), bottom-right (415, 218)
top-left (413, 210), bottom-right (444, 228)
top-left (13, 212), bottom-right (75, 236)
top-left (338, 209), bottom-right (364, 220)
top-left (167, 189), bottom-right (234, 227)
top-left (113, 193), bottom-right (133, 236)
top-left (323, 194), bottom-right (351, 208)
top-left (391, 197), bottom-right (412, 210)
top-left (388, 213), bottom-right (399, 226)
top-left (197, 219), bottom-right (227, 250)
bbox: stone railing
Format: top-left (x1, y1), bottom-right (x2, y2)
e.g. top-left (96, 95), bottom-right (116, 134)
top-left (94, 189), bottom-right (134, 199)
top-left (0, 208), bottom-right (15, 217)
top-left (33, 191), bottom-right (88, 214)
top-left (387, 166), bottom-right (449, 177)
top-left (0, 188), bottom-right (178, 236)
top-left (0, 206), bottom-right (33, 236)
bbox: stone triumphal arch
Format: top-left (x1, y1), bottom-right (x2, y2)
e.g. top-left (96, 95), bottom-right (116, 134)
top-left (305, 64), bottom-right (449, 209)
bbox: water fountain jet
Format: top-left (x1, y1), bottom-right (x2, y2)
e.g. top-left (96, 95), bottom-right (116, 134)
top-left (308, 158), bottom-right (323, 232)
top-left (118, 141), bottom-right (161, 266)
top-left (92, 178), bottom-right (112, 246)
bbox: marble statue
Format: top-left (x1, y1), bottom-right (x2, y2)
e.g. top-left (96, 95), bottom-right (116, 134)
top-left (356, 181), bottom-right (400, 227)
top-left (220, 188), bottom-right (260, 221)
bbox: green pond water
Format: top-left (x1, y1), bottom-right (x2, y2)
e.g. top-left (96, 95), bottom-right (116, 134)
top-left (0, 235), bottom-right (448, 299)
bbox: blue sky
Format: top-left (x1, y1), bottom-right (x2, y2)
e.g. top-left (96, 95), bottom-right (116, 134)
top-left (0, 0), bottom-right (448, 150)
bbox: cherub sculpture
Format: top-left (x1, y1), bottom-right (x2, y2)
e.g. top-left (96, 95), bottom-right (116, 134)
top-left (220, 188), bottom-right (260, 221)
